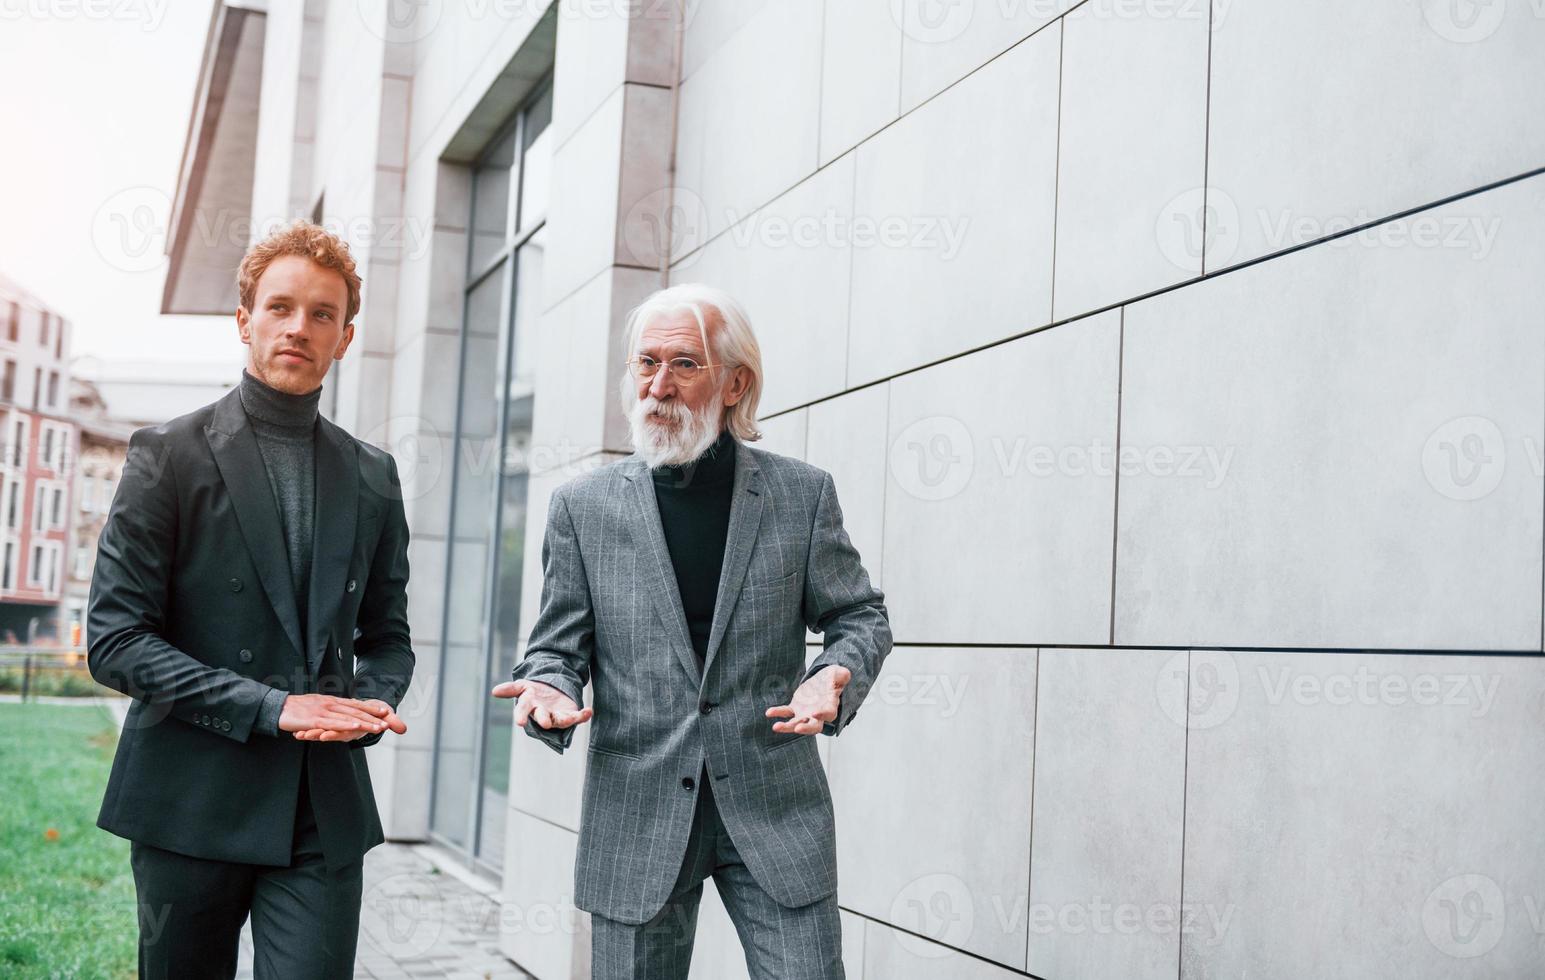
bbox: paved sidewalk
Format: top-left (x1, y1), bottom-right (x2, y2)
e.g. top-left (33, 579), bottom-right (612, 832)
top-left (50, 692), bottom-right (530, 977)
top-left (236, 841), bottom-right (532, 979)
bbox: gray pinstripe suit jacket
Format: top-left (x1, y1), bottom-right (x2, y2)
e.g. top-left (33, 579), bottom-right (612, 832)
top-left (511, 437), bottom-right (892, 924)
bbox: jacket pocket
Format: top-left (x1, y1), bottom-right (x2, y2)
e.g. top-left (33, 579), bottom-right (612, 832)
top-left (587, 743), bottom-right (641, 762)
top-left (766, 730), bottom-right (808, 751)
top-left (745, 567), bottom-right (800, 591)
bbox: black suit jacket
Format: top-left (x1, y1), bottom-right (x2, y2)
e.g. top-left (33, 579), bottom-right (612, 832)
top-left (86, 383), bottom-right (415, 867)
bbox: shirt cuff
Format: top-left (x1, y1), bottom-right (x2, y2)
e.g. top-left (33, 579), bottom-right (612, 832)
top-left (255, 687), bottom-right (288, 737)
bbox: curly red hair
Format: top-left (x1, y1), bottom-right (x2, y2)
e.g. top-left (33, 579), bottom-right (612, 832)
top-left (237, 219), bottom-right (363, 324)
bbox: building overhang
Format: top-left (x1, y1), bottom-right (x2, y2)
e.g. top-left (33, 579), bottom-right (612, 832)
top-left (161, 0), bottom-right (267, 316)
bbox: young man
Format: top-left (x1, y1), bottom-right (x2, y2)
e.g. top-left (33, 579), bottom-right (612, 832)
top-left (87, 220), bottom-right (415, 979)
top-left (493, 283), bottom-right (892, 979)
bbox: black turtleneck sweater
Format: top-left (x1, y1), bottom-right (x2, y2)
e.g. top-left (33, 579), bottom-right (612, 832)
top-left (238, 366), bottom-right (321, 736)
top-left (652, 428), bottom-right (737, 673)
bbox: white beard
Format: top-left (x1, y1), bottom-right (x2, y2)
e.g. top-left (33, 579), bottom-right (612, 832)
top-left (627, 388), bottom-right (727, 469)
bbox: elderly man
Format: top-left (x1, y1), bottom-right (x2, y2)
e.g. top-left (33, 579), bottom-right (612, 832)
top-left (491, 283), bottom-right (891, 979)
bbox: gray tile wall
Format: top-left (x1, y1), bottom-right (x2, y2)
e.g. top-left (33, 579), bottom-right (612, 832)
top-left (303, 0), bottom-right (1545, 975)
top-left (656, 2), bottom-right (1545, 977)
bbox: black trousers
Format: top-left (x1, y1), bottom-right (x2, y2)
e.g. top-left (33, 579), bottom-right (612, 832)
top-left (128, 744), bottom-right (365, 980)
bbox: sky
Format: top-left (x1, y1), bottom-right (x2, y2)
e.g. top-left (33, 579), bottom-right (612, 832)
top-left (0, 0), bottom-right (246, 411)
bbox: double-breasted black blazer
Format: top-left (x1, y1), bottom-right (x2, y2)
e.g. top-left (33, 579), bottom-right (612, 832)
top-left (86, 382), bottom-right (415, 867)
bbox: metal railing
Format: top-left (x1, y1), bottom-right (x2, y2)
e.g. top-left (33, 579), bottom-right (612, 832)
top-left (0, 647), bottom-right (95, 700)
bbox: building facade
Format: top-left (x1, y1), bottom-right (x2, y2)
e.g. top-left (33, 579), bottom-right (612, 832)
top-left (0, 273), bottom-right (78, 644)
top-left (160, 1), bottom-right (1545, 977)
top-left (64, 379), bottom-right (131, 644)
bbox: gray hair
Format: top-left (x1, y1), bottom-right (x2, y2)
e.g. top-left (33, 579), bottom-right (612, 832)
top-left (618, 282), bottom-right (765, 442)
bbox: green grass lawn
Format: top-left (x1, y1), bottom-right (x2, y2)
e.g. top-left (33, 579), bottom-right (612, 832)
top-left (0, 702), bottom-right (137, 979)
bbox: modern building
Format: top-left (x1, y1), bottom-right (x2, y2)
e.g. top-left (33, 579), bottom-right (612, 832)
top-left (0, 272), bottom-right (78, 645)
top-left (63, 378), bottom-right (132, 646)
top-left (160, 1), bottom-right (1545, 977)
top-left (70, 356), bottom-right (244, 431)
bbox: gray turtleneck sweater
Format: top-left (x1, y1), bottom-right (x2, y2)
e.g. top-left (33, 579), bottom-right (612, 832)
top-left (237, 366), bottom-right (321, 737)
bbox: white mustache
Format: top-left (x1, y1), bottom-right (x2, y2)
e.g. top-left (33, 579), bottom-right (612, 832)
top-left (645, 400), bottom-right (687, 421)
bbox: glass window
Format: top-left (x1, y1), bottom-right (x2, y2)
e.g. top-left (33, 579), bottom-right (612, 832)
top-left (430, 77), bottom-right (553, 869)
top-left (515, 82), bottom-right (552, 236)
top-left (476, 224), bottom-right (543, 868)
top-left (431, 261), bottom-right (509, 851)
top-left (468, 125), bottom-right (518, 275)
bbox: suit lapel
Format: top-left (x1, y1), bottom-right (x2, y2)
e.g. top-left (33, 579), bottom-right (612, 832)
top-left (203, 386), bottom-right (306, 663)
top-left (701, 443), bottom-right (763, 680)
top-left (622, 440), bottom-right (765, 688)
top-left (306, 416), bottom-right (358, 677)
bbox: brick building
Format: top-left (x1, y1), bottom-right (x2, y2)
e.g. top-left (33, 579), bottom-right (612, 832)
top-left (0, 272), bottom-right (77, 645)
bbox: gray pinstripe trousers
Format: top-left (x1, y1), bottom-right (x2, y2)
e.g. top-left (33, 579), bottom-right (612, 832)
top-left (589, 764), bottom-right (845, 980)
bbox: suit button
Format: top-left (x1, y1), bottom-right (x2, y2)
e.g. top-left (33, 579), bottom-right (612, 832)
top-left (681, 777), bottom-right (695, 790)
top-left (239, 648), bottom-right (253, 663)
top-left (346, 578), bottom-right (356, 593)
top-left (229, 577), bottom-right (242, 592)
top-left (699, 701), bottom-right (714, 715)
top-left (201, 714), bottom-right (210, 726)
top-left (221, 720), bottom-right (231, 731)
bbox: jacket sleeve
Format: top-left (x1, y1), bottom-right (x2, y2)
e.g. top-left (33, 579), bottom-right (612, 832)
top-left (348, 454), bottom-right (416, 750)
top-left (799, 470), bottom-right (892, 735)
top-left (509, 485), bottom-right (594, 755)
top-left (86, 426), bottom-right (278, 742)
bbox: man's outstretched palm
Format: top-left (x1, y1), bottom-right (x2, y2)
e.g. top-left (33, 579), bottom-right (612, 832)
top-left (491, 678), bottom-right (594, 730)
top-left (765, 664), bottom-right (850, 735)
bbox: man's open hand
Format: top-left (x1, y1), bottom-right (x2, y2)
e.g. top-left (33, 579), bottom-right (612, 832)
top-left (491, 679), bottom-right (594, 731)
top-left (284, 694), bottom-right (407, 742)
top-left (765, 664), bottom-right (851, 735)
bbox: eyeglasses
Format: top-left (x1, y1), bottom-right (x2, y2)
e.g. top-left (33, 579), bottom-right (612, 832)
top-left (625, 354), bottom-right (723, 386)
